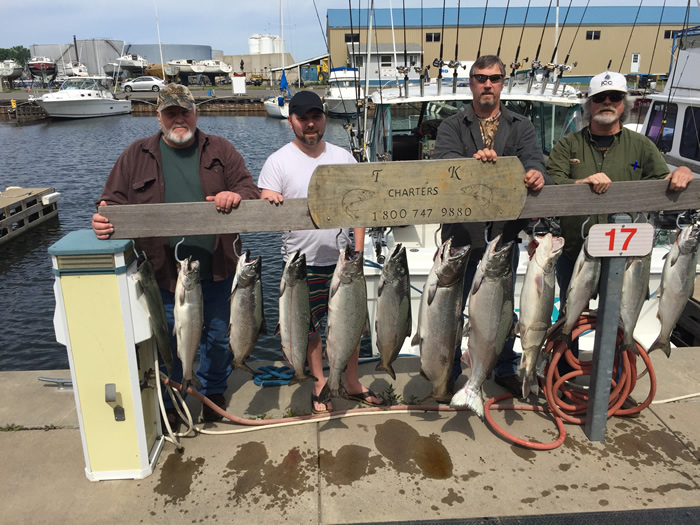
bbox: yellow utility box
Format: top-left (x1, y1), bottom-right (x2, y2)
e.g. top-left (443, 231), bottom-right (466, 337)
top-left (49, 230), bottom-right (164, 481)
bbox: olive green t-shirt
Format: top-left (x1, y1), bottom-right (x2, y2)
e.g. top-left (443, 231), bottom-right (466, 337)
top-left (161, 137), bottom-right (215, 280)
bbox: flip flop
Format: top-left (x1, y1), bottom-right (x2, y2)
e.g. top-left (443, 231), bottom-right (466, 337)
top-left (311, 394), bottom-right (332, 414)
top-left (347, 389), bottom-right (384, 407)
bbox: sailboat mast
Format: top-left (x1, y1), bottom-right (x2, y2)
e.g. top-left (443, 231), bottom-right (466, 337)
top-left (155, 0), bottom-right (166, 81)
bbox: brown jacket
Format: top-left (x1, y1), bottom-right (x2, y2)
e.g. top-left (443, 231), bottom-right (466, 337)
top-left (98, 129), bottom-right (260, 291)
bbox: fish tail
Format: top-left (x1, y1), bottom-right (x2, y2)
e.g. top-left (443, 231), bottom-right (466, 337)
top-left (331, 384), bottom-right (348, 400)
top-left (193, 376), bottom-right (203, 392)
top-left (521, 374), bottom-right (539, 398)
top-left (180, 378), bottom-right (192, 395)
top-left (450, 386), bottom-right (484, 420)
top-left (375, 362), bottom-right (397, 380)
top-left (618, 341), bottom-right (641, 356)
top-left (233, 361), bottom-right (257, 375)
top-left (289, 373), bottom-right (317, 386)
top-left (648, 336), bottom-right (672, 358)
top-left (318, 384), bottom-right (332, 405)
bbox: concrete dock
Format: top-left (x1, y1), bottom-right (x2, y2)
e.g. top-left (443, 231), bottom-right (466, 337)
top-left (2, 347), bottom-right (699, 524)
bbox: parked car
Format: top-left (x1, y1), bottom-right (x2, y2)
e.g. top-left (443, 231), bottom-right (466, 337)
top-left (122, 76), bottom-right (166, 92)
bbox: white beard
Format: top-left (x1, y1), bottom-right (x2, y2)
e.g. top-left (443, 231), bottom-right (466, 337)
top-left (163, 126), bottom-right (195, 146)
top-left (592, 107), bottom-right (619, 126)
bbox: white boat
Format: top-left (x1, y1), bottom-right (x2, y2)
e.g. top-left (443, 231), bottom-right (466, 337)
top-left (264, 93), bottom-right (290, 118)
top-left (33, 76), bottom-right (131, 119)
top-left (168, 59), bottom-right (205, 74)
top-left (58, 61), bottom-right (88, 78)
top-left (324, 68), bottom-right (364, 118)
top-left (0, 59), bottom-right (23, 81)
top-left (28, 56), bottom-right (57, 84)
top-left (116, 54), bottom-right (148, 72)
top-left (639, 26), bottom-right (700, 177)
top-left (264, 1), bottom-right (291, 118)
top-left (199, 59), bottom-right (232, 75)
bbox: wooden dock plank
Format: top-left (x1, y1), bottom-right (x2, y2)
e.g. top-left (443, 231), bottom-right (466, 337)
top-left (101, 178), bottom-right (700, 239)
top-left (0, 187), bottom-right (59, 245)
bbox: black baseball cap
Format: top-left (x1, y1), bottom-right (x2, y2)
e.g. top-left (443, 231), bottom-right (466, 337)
top-left (289, 91), bottom-right (324, 116)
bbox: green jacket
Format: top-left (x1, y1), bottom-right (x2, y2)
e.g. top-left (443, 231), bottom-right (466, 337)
top-left (546, 126), bottom-right (669, 260)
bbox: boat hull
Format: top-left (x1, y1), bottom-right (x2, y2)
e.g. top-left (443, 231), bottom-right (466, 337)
top-left (325, 97), bottom-right (360, 118)
top-left (264, 97), bottom-right (289, 118)
top-left (36, 98), bottom-right (131, 118)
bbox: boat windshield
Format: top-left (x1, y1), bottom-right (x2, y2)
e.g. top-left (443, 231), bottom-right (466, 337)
top-left (369, 99), bottom-right (582, 161)
top-left (332, 80), bottom-right (358, 88)
top-left (645, 102), bottom-right (678, 154)
top-left (59, 78), bottom-right (109, 92)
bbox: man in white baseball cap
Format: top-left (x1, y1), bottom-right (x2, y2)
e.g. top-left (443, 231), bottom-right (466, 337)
top-left (544, 70), bottom-right (693, 373)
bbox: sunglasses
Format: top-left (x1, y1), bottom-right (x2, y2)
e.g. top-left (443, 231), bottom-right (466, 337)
top-left (471, 74), bottom-right (504, 84)
top-left (591, 92), bottom-right (625, 104)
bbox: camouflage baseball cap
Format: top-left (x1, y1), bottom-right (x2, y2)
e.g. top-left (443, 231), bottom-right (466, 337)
top-left (157, 83), bottom-right (196, 112)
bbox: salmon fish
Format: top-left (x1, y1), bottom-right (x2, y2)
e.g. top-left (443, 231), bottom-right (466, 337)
top-left (277, 251), bottom-right (315, 384)
top-left (320, 246), bottom-right (369, 403)
top-left (375, 244), bottom-right (412, 380)
top-left (173, 257), bottom-right (203, 394)
top-left (516, 234), bottom-right (565, 397)
top-left (228, 251), bottom-right (266, 375)
top-left (413, 237), bottom-right (470, 403)
top-left (451, 236), bottom-right (513, 419)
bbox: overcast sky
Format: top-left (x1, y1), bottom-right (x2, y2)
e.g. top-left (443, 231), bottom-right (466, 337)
top-left (0, 1), bottom-right (691, 61)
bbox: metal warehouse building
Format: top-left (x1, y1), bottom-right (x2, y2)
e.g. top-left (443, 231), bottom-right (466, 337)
top-left (326, 6), bottom-right (700, 84)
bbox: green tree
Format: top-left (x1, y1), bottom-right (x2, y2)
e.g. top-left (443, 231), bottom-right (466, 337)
top-left (10, 46), bottom-right (30, 67)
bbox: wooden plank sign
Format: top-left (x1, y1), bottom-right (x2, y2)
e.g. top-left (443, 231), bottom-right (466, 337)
top-left (307, 157), bottom-right (528, 229)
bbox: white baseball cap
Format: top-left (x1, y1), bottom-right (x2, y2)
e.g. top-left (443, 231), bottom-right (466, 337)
top-left (588, 71), bottom-right (628, 97)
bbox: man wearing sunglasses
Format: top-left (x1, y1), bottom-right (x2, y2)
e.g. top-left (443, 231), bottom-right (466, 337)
top-left (433, 55), bottom-right (549, 398)
top-left (547, 70), bottom-right (693, 321)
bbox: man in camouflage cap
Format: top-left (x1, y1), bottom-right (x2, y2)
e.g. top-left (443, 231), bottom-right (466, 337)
top-left (157, 83), bottom-right (196, 113)
top-left (92, 81), bottom-right (259, 426)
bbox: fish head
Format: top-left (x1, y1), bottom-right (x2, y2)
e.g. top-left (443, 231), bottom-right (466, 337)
top-left (283, 251), bottom-right (307, 285)
top-left (532, 233), bottom-right (565, 272)
top-left (236, 251), bottom-right (262, 286)
top-left (381, 244), bottom-right (408, 284)
top-left (180, 258), bottom-right (200, 289)
top-left (436, 237), bottom-right (470, 286)
top-left (678, 225), bottom-right (700, 254)
top-left (482, 234), bottom-right (513, 277)
top-left (337, 245), bottom-right (365, 284)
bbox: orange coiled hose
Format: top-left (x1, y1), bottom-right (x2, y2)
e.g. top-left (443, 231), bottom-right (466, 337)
top-left (484, 312), bottom-right (657, 449)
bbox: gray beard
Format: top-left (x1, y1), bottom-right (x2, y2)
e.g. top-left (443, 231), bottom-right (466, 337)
top-left (592, 108), bottom-right (619, 126)
top-left (163, 127), bottom-right (194, 146)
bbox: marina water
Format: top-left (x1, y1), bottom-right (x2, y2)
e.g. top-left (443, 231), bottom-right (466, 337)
top-left (0, 114), bottom-right (358, 371)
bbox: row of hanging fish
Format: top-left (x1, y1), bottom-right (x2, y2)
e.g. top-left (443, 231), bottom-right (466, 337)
top-left (134, 223), bottom-right (698, 406)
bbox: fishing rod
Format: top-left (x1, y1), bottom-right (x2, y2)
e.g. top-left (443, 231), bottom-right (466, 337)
top-left (540, 0), bottom-right (574, 94)
top-left (552, 0), bottom-right (590, 96)
top-left (434, 0), bottom-right (447, 96)
top-left (495, 0), bottom-right (512, 59)
top-left (508, 0), bottom-right (531, 93)
top-left (636, 0), bottom-right (670, 130)
top-left (418, 0), bottom-right (427, 97)
top-left (397, 0), bottom-right (410, 97)
top-left (451, 0), bottom-right (463, 93)
top-left (476, 0), bottom-right (489, 59)
top-left (617, 0), bottom-right (644, 74)
top-left (527, 0), bottom-right (554, 94)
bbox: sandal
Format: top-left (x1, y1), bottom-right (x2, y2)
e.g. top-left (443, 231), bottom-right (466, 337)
top-left (311, 394), bottom-right (332, 414)
top-left (347, 389), bottom-right (384, 407)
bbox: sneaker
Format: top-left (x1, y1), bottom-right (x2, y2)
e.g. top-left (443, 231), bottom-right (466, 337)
top-left (202, 392), bottom-right (227, 422)
top-left (494, 373), bottom-right (522, 397)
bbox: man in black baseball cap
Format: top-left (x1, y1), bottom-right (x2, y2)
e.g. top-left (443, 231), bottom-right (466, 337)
top-left (259, 92), bottom-right (381, 413)
top-left (289, 90), bottom-right (324, 117)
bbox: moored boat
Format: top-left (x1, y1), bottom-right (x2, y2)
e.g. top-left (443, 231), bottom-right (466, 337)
top-left (28, 56), bottom-right (57, 85)
top-left (324, 67), bottom-right (364, 118)
top-left (116, 54), bottom-right (148, 73)
top-left (640, 25), bottom-right (700, 177)
top-left (33, 76), bottom-right (131, 119)
top-left (168, 59), bottom-right (205, 74)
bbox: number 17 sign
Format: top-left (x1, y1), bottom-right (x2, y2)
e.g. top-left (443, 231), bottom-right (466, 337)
top-left (587, 223), bottom-right (654, 257)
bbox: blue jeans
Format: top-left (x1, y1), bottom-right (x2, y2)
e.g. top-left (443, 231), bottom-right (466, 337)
top-left (451, 245), bottom-right (520, 383)
top-left (160, 274), bottom-right (234, 407)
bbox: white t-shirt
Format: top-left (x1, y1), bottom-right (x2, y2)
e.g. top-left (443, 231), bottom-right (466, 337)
top-left (259, 141), bottom-right (358, 266)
